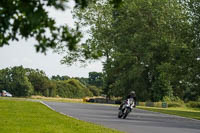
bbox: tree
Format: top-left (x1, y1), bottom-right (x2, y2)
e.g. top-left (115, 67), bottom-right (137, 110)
top-left (0, 66), bottom-right (101, 98)
top-left (0, 0), bottom-right (87, 52)
top-left (55, 78), bottom-right (93, 98)
top-left (75, 77), bottom-right (89, 85)
top-left (88, 72), bottom-right (103, 88)
top-left (26, 68), bottom-right (56, 97)
top-left (0, 66), bottom-right (33, 96)
top-left (56, 1), bottom-right (115, 98)
top-left (63, 0), bottom-right (198, 102)
top-left (55, 0), bottom-right (115, 65)
top-left (183, 0), bottom-right (200, 101)
top-left (104, 0), bottom-right (193, 101)
top-left (87, 85), bottom-right (101, 96)
top-left (51, 75), bottom-right (70, 81)
top-left (0, 0), bottom-right (123, 52)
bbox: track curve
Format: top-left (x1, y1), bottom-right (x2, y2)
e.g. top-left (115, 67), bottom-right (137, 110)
top-left (43, 101), bottom-right (200, 133)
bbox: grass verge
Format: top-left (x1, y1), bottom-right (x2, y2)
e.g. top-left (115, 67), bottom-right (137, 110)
top-left (30, 95), bottom-right (84, 103)
top-left (0, 99), bottom-right (123, 133)
top-left (137, 106), bottom-right (200, 120)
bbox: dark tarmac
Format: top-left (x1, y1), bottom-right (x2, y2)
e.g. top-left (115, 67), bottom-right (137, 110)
top-left (43, 101), bottom-right (200, 133)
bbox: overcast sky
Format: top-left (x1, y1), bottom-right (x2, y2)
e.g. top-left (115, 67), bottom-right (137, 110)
top-left (0, 2), bottom-right (103, 78)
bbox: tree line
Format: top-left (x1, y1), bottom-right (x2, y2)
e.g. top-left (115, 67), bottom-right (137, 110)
top-left (56, 0), bottom-right (200, 102)
top-left (0, 66), bottom-right (103, 98)
top-left (1, 0), bottom-right (200, 102)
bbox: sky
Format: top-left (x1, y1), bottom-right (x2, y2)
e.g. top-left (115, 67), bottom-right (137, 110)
top-left (0, 2), bottom-right (103, 78)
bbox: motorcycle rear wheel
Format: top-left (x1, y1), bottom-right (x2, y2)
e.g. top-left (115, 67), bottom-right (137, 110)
top-left (123, 108), bottom-right (131, 119)
top-left (123, 113), bottom-right (128, 119)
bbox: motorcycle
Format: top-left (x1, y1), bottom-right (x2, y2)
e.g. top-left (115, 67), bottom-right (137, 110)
top-left (118, 98), bottom-right (135, 119)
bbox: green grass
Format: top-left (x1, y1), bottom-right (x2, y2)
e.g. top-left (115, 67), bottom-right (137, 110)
top-left (137, 106), bottom-right (200, 120)
top-left (0, 96), bottom-right (84, 103)
top-left (30, 95), bottom-right (84, 103)
top-left (0, 99), bottom-right (123, 133)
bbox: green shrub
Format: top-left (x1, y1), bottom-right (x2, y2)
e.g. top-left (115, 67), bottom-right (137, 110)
top-left (88, 85), bottom-right (101, 96)
top-left (56, 79), bottom-right (93, 98)
top-left (186, 101), bottom-right (200, 108)
top-left (67, 79), bottom-right (93, 97)
top-left (163, 96), bottom-right (185, 107)
top-left (168, 102), bottom-right (184, 107)
top-left (163, 96), bottom-right (184, 103)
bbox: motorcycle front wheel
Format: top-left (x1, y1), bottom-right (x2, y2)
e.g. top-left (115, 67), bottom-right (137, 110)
top-left (118, 110), bottom-right (123, 118)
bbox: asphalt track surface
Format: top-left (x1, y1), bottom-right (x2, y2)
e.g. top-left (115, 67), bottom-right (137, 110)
top-left (43, 101), bottom-right (200, 133)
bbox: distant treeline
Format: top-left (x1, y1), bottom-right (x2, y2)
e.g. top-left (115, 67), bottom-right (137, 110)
top-left (0, 66), bottom-right (103, 98)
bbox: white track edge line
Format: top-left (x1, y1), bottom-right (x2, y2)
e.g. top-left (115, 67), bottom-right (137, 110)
top-left (40, 101), bottom-right (81, 120)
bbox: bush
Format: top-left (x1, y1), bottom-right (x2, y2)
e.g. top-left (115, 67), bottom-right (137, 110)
top-left (163, 96), bottom-right (185, 107)
top-left (56, 79), bottom-right (93, 98)
top-left (88, 85), bottom-right (101, 96)
top-left (168, 102), bottom-right (184, 107)
top-left (163, 96), bottom-right (184, 103)
top-left (67, 79), bottom-right (93, 97)
top-left (186, 101), bottom-right (200, 108)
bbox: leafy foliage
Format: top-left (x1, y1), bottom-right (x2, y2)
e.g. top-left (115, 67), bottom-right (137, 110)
top-left (26, 68), bottom-right (56, 97)
top-left (0, 0), bottom-right (124, 52)
top-left (62, 0), bottom-right (200, 102)
top-left (0, 0), bottom-right (86, 52)
top-left (52, 78), bottom-right (94, 98)
top-left (0, 66), bottom-right (100, 98)
top-left (51, 75), bottom-right (70, 81)
top-left (88, 72), bottom-right (103, 88)
top-left (87, 85), bottom-right (102, 96)
top-left (186, 101), bottom-right (200, 108)
top-left (0, 66), bottom-right (33, 96)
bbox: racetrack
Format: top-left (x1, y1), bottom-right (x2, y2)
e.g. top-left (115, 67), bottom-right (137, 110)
top-left (43, 101), bottom-right (200, 133)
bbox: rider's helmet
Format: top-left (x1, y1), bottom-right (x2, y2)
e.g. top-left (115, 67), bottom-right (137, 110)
top-left (130, 91), bottom-right (136, 96)
top-left (130, 91), bottom-right (135, 94)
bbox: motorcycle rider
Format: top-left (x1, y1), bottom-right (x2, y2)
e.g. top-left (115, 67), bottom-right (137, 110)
top-left (119, 91), bottom-right (137, 110)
